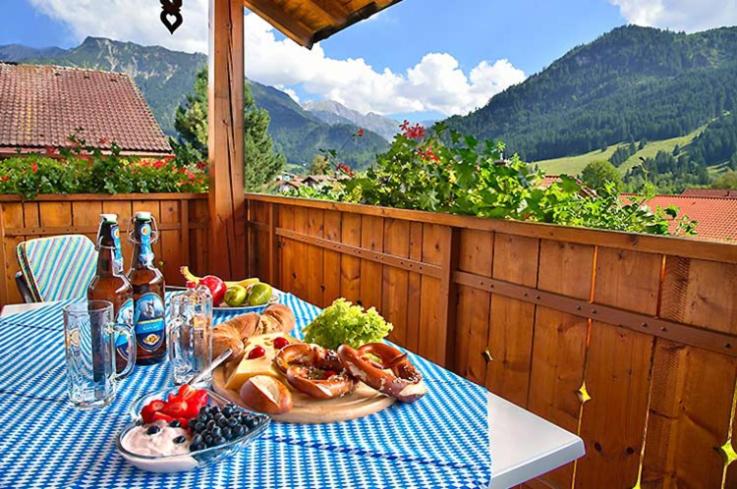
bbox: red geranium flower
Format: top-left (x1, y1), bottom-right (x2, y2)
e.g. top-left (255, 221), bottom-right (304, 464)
top-left (31, 162), bottom-right (39, 173)
top-left (153, 160), bottom-right (166, 169)
top-left (1, 175), bottom-right (10, 182)
top-left (44, 146), bottom-right (58, 156)
top-left (417, 147), bottom-right (440, 163)
top-left (400, 120), bottom-right (426, 140)
top-left (196, 161), bottom-right (207, 171)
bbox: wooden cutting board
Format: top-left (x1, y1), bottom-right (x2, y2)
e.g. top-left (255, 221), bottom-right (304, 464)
top-left (211, 367), bottom-right (395, 424)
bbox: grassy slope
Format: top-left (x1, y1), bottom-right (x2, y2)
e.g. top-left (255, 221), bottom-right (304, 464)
top-left (534, 126), bottom-right (706, 176)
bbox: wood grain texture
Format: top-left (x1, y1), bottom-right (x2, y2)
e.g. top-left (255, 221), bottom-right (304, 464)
top-left (208, 0), bottom-right (246, 281)
top-left (321, 210), bottom-right (341, 306)
top-left (661, 256), bottom-right (737, 335)
top-left (359, 215), bottom-right (384, 311)
top-left (594, 247), bottom-right (661, 315)
top-left (381, 218), bottom-right (410, 346)
top-left (576, 322), bottom-right (653, 488)
top-left (527, 307), bottom-right (588, 488)
top-left (339, 212), bottom-right (361, 303)
top-left (642, 340), bottom-right (737, 489)
top-left (455, 229), bottom-right (493, 383)
top-left (405, 222), bottom-right (423, 353)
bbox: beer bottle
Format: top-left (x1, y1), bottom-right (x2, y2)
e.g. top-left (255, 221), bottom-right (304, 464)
top-left (88, 214), bottom-right (134, 377)
top-left (127, 211), bottom-right (166, 365)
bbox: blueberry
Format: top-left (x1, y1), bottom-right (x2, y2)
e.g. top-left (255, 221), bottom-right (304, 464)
top-left (206, 420), bottom-right (217, 430)
top-left (168, 420), bottom-right (181, 428)
top-left (146, 425), bottom-right (161, 435)
top-left (221, 404), bottom-right (233, 416)
top-left (190, 442), bottom-right (204, 452)
top-left (210, 426), bottom-right (222, 437)
top-left (233, 425), bottom-right (245, 437)
top-left (204, 434), bottom-right (214, 446)
top-left (222, 427), bottom-right (233, 440)
top-left (212, 435), bottom-right (225, 446)
top-left (215, 415), bottom-right (227, 425)
top-left (201, 406), bottom-right (212, 415)
top-left (210, 406), bottom-right (221, 416)
top-left (173, 435), bottom-right (187, 444)
top-left (227, 417), bottom-right (239, 428)
top-left (191, 434), bottom-right (203, 446)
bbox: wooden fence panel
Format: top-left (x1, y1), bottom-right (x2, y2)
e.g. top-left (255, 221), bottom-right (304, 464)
top-left (0, 194), bottom-right (208, 306)
top-left (381, 218), bottom-right (410, 345)
top-left (454, 229), bottom-right (493, 384)
top-left (244, 194), bottom-right (737, 489)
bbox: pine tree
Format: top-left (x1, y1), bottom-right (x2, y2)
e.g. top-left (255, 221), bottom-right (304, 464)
top-left (175, 69), bottom-right (285, 190)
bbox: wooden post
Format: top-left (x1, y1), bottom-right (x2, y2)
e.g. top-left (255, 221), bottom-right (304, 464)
top-left (208, 0), bottom-right (246, 280)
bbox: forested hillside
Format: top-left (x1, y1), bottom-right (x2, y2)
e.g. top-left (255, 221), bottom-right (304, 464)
top-left (446, 25), bottom-right (737, 162)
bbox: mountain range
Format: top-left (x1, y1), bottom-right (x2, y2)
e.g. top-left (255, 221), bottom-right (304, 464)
top-left (0, 37), bottom-right (389, 168)
top-left (3, 25), bottom-right (736, 180)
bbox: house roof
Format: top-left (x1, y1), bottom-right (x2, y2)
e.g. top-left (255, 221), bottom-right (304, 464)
top-left (242, 0), bottom-right (403, 48)
top-left (636, 194), bottom-right (737, 242)
top-left (681, 188), bottom-right (737, 198)
top-left (0, 63), bottom-right (171, 155)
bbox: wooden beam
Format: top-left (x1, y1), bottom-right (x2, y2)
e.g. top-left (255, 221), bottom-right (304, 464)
top-left (208, 0), bottom-right (247, 280)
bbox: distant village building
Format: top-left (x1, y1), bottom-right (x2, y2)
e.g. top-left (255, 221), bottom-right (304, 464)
top-left (0, 63), bottom-right (171, 157)
top-left (624, 192), bottom-right (737, 242)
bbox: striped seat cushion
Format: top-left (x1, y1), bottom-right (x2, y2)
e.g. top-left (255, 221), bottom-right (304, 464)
top-left (16, 235), bottom-right (98, 302)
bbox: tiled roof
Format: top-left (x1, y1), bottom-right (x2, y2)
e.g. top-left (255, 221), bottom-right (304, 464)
top-left (681, 188), bottom-right (737, 198)
top-left (0, 63), bottom-right (171, 155)
top-left (634, 195), bottom-right (737, 242)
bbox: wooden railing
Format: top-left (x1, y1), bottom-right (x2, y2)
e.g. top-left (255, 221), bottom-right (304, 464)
top-left (246, 193), bottom-right (737, 489)
top-left (0, 193), bottom-right (210, 306)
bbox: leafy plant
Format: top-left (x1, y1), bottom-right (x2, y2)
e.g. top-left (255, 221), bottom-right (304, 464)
top-left (303, 298), bottom-right (393, 349)
top-left (286, 123), bottom-right (696, 236)
top-left (0, 136), bottom-right (207, 199)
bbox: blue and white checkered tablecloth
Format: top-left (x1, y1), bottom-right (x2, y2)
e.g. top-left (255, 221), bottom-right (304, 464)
top-left (0, 293), bottom-right (491, 489)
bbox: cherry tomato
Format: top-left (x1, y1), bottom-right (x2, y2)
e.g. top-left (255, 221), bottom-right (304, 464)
top-left (247, 345), bottom-right (266, 359)
top-left (273, 337), bottom-right (289, 350)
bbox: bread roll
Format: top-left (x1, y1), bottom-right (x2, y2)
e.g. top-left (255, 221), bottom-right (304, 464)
top-left (228, 313), bottom-right (260, 341)
top-left (261, 304), bottom-right (295, 333)
top-left (239, 375), bottom-right (293, 414)
top-left (212, 324), bottom-right (244, 359)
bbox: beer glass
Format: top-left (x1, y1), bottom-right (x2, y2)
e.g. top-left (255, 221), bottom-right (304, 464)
top-left (168, 288), bottom-right (213, 385)
top-left (63, 300), bottom-right (135, 409)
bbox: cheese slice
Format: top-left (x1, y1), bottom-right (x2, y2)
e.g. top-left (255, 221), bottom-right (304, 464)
top-left (224, 333), bottom-right (295, 391)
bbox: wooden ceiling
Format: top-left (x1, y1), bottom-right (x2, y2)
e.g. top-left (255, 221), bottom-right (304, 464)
top-left (241, 0), bottom-right (403, 48)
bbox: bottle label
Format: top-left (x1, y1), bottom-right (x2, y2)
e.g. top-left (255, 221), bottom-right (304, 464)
top-left (112, 225), bottom-right (124, 273)
top-left (134, 292), bottom-right (165, 352)
top-left (115, 298), bottom-right (134, 356)
top-left (138, 222), bottom-right (154, 266)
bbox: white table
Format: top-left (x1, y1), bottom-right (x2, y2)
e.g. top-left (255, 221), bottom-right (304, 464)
top-left (489, 393), bottom-right (584, 487)
top-left (2, 301), bottom-right (585, 488)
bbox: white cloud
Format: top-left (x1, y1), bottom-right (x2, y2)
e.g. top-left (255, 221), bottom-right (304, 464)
top-left (29, 0), bottom-right (526, 116)
top-left (610, 0), bottom-right (737, 32)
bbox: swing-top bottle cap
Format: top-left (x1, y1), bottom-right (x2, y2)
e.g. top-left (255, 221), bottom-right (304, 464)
top-left (134, 211), bottom-right (152, 221)
top-left (100, 213), bottom-right (118, 224)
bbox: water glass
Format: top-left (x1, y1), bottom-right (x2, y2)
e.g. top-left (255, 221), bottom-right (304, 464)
top-left (63, 300), bottom-right (135, 409)
top-left (168, 288), bottom-right (213, 385)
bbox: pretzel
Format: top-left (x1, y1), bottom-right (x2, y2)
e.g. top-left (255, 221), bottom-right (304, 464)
top-left (337, 343), bottom-right (427, 403)
top-left (274, 344), bottom-right (356, 399)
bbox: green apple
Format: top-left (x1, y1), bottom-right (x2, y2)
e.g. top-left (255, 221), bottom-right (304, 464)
top-left (224, 285), bottom-right (247, 307)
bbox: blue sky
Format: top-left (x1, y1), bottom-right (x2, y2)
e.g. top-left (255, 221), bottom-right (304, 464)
top-left (3, 0), bottom-right (735, 121)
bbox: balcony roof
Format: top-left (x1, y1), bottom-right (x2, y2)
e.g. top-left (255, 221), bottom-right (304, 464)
top-left (242, 0), bottom-right (403, 48)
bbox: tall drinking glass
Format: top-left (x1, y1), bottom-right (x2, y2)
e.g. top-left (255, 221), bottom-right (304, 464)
top-left (168, 286), bottom-right (213, 385)
top-left (63, 300), bottom-right (135, 409)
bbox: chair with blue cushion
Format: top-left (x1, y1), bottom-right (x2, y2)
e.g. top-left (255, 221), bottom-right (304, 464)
top-left (15, 235), bottom-right (98, 303)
